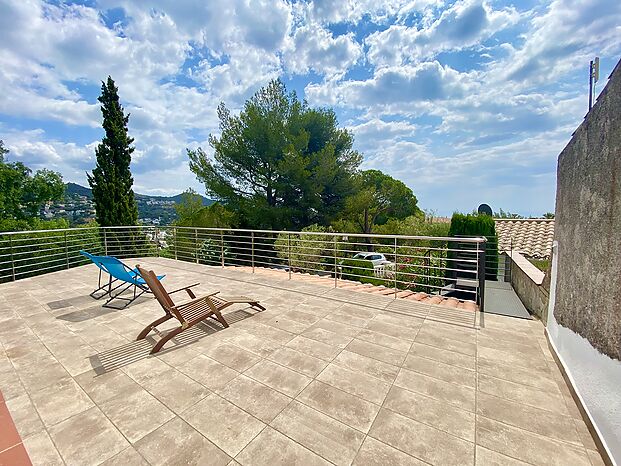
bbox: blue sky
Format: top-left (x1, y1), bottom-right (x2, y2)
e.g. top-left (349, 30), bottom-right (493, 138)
top-left (1, 0), bottom-right (620, 216)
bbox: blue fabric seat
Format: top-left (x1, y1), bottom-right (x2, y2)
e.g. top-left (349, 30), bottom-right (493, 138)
top-left (80, 250), bottom-right (164, 309)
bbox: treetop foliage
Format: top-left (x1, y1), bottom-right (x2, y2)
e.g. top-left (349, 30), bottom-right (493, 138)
top-left (188, 79), bottom-right (362, 230)
top-left (0, 140), bottom-right (65, 229)
top-left (87, 76), bottom-right (138, 227)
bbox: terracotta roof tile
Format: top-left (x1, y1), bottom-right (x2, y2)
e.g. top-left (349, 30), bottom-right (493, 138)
top-left (494, 219), bottom-right (554, 259)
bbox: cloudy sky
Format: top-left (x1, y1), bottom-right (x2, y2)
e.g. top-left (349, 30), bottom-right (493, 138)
top-left (1, 0), bottom-right (620, 216)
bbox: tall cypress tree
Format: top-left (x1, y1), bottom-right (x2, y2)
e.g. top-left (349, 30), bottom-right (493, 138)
top-left (88, 76), bottom-right (138, 226)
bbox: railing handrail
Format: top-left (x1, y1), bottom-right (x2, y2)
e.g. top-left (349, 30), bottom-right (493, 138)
top-left (0, 225), bottom-right (487, 243)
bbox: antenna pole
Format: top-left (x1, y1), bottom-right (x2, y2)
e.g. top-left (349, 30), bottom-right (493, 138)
top-left (589, 60), bottom-right (594, 111)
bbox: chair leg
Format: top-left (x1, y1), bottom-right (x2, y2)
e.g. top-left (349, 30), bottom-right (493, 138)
top-left (150, 326), bottom-right (184, 354)
top-left (137, 314), bottom-right (172, 340)
top-left (252, 302), bottom-right (266, 311)
top-left (213, 311), bottom-right (229, 328)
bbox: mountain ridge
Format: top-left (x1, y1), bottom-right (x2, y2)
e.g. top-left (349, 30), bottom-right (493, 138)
top-left (65, 182), bottom-right (213, 206)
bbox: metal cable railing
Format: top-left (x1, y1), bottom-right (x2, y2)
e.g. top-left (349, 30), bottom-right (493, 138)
top-left (0, 226), bottom-right (488, 310)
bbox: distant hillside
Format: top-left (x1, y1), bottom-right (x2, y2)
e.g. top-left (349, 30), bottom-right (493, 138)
top-left (63, 183), bottom-right (214, 225)
top-left (65, 183), bottom-right (213, 206)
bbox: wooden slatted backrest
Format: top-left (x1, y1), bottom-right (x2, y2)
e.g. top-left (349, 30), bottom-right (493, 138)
top-left (135, 265), bottom-right (175, 310)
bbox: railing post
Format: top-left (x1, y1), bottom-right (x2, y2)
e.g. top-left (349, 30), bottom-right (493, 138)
top-left (394, 237), bottom-right (398, 298)
top-left (174, 227), bottom-right (178, 260)
top-left (221, 231), bottom-right (225, 268)
top-left (477, 239), bottom-right (487, 312)
top-left (195, 228), bottom-right (199, 264)
top-left (103, 228), bottom-right (108, 255)
top-left (251, 231), bottom-right (255, 273)
top-left (288, 233), bottom-right (292, 280)
top-left (155, 227), bottom-right (160, 257)
top-left (334, 236), bottom-right (338, 288)
top-left (9, 236), bottom-right (15, 281)
top-left (64, 231), bottom-right (69, 269)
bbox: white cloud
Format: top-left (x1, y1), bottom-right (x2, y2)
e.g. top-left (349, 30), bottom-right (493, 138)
top-left (283, 25), bottom-right (362, 77)
top-left (366, 0), bottom-right (520, 66)
top-left (494, 0), bottom-right (621, 85)
top-left (306, 61), bottom-right (477, 110)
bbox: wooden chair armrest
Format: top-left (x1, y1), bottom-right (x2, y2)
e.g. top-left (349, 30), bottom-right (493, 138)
top-left (169, 283), bottom-right (201, 299)
top-left (172, 291), bottom-right (220, 310)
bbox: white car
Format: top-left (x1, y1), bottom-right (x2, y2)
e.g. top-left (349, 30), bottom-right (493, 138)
top-left (352, 252), bottom-right (391, 267)
top-left (351, 252), bottom-right (395, 278)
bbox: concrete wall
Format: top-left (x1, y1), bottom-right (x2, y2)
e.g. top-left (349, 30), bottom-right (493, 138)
top-left (549, 59), bottom-right (621, 464)
top-left (507, 251), bottom-right (549, 320)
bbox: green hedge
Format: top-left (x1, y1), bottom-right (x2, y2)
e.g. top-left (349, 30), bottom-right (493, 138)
top-left (339, 258), bottom-right (386, 286)
top-left (448, 213), bottom-right (499, 281)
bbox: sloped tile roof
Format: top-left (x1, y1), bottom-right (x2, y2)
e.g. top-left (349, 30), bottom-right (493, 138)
top-left (494, 219), bottom-right (555, 259)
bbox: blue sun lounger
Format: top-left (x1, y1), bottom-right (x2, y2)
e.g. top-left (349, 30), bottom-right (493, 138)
top-left (80, 250), bottom-right (165, 309)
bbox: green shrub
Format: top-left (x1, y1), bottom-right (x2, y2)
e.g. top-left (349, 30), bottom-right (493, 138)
top-left (447, 213), bottom-right (499, 280)
top-left (339, 258), bottom-right (387, 286)
top-left (274, 224), bottom-right (332, 273)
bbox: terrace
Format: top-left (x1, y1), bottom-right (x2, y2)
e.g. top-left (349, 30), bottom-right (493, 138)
top-left (0, 228), bottom-right (605, 465)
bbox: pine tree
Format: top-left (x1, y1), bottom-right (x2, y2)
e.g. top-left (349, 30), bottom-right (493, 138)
top-left (88, 76), bottom-right (138, 226)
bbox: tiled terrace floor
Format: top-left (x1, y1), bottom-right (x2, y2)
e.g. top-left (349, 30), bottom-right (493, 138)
top-left (0, 257), bottom-right (604, 465)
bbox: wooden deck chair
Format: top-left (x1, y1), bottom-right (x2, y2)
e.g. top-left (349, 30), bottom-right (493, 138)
top-left (135, 265), bottom-right (266, 354)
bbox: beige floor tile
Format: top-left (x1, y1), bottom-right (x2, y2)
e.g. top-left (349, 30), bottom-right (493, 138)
top-left (365, 319), bottom-right (417, 340)
top-left (5, 394), bottom-right (44, 439)
top-left (336, 304), bottom-right (378, 320)
top-left (141, 368), bottom-right (210, 413)
top-left (197, 342), bottom-right (261, 372)
top-left (99, 384), bottom-right (175, 443)
top-left (353, 436), bottom-right (426, 465)
top-left (241, 322), bottom-right (296, 345)
top-left (355, 329), bottom-right (412, 352)
top-left (100, 446), bottom-right (149, 466)
top-left (384, 385), bottom-right (475, 441)
top-left (415, 329), bottom-right (477, 356)
top-left (236, 426), bottom-right (330, 466)
top-left (370, 408), bottom-right (474, 466)
top-left (223, 331), bottom-right (282, 357)
top-left (282, 309), bottom-right (322, 325)
top-left (403, 353), bottom-right (476, 388)
top-left (332, 350), bottom-right (399, 383)
top-left (30, 377), bottom-right (94, 427)
top-left (478, 345), bottom-right (549, 372)
top-left (477, 357), bottom-right (558, 391)
top-left (310, 318), bottom-right (363, 337)
top-left (475, 446), bottom-right (530, 465)
top-left (328, 312), bottom-right (372, 328)
top-left (218, 374), bottom-right (291, 423)
top-left (345, 338), bottom-right (407, 366)
top-left (476, 416), bottom-right (591, 466)
top-left (586, 448), bottom-right (606, 466)
top-left (122, 356), bottom-right (172, 384)
top-left (271, 401), bottom-right (365, 466)
top-left (302, 327), bottom-right (354, 348)
top-left (408, 341), bottom-right (476, 370)
top-left (134, 417), bottom-right (231, 466)
top-left (22, 431), bottom-right (64, 466)
top-left (376, 311), bottom-right (424, 328)
top-left (264, 316), bottom-right (310, 334)
top-left (394, 367), bottom-right (476, 412)
top-left (266, 346), bottom-right (328, 377)
top-left (317, 363), bottom-right (391, 405)
top-left (178, 354), bottom-right (239, 390)
top-left (244, 359), bottom-right (312, 397)
top-left (181, 394), bottom-right (265, 457)
top-left (285, 335), bottom-right (341, 361)
top-left (75, 368), bottom-right (140, 404)
top-left (49, 407), bottom-right (129, 465)
top-left (477, 392), bottom-right (581, 445)
top-left (478, 373), bottom-right (568, 415)
top-left (573, 418), bottom-right (600, 451)
top-left (297, 380), bottom-right (380, 433)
